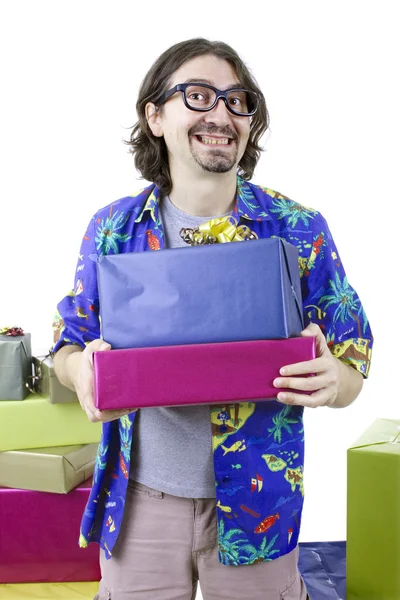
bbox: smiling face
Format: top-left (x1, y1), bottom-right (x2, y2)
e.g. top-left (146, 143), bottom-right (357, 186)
top-left (146, 55), bottom-right (251, 181)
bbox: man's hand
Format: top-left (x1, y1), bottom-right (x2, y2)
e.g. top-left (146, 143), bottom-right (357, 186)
top-left (272, 323), bottom-right (363, 408)
top-left (54, 340), bottom-right (137, 423)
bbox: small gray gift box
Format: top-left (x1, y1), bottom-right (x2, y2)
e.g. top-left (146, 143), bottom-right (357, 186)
top-left (0, 333), bottom-right (32, 401)
top-left (33, 355), bottom-right (78, 403)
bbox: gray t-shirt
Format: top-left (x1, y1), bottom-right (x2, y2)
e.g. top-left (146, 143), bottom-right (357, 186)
top-left (129, 196), bottom-right (231, 498)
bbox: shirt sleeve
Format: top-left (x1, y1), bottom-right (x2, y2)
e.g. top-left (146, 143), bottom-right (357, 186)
top-left (301, 212), bottom-right (373, 377)
top-left (52, 216), bottom-right (101, 353)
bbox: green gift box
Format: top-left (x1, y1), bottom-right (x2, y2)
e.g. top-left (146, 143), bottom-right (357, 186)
top-left (347, 418), bottom-right (400, 600)
top-left (0, 393), bottom-right (101, 451)
top-left (0, 443), bottom-right (97, 493)
top-left (33, 355), bottom-right (78, 404)
top-left (0, 333), bottom-right (31, 400)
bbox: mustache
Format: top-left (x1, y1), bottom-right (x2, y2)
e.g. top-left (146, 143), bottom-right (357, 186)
top-left (189, 124), bottom-right (238, 141)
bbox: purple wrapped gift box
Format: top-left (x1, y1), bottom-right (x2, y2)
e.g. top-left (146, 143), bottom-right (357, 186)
top-left (97, 238), bottom-right (303, 349)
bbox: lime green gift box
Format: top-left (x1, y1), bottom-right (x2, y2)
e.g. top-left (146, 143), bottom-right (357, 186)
top-left (347, 418), bottom-right (400, 600)
top-left (0, 393), bottom-right (101, 451)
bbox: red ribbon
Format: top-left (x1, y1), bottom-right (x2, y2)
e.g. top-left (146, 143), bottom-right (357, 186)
top-left (0, 326), bottom-right (25, 336)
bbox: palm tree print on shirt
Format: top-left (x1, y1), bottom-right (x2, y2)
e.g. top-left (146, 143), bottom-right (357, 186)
top-left (270, 198), bottom-right (317, 228)
top-left (95, 209), bottom-right (132, 255)
top-left (267, 406), bottom-right (299, 444)
top-left (218, 519), bottom-right (247, 566)
top-left (319, 272), bottom-right (365, 337)
top-left (218, 520), bottom-right (280, 566)
top-left (237, 178), bottom-right (261, 215)
top-left (239, 534), bottom-right (280, 564)
top-left (119, 415), bottom-right (133, 463)
top-left (93, 439), bottom-right (109, 483)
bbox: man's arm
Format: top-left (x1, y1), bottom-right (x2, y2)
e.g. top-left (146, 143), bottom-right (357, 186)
top-left (53, 344), bottom-right (83, 392)
top-left (53, 340), bottom-right (136, 422)
top-left (330, 357), bottom-right (363, 409)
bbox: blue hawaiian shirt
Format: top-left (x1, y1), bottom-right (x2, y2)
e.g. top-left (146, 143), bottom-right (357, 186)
top-left (52, 177), bottom-right (373, 566)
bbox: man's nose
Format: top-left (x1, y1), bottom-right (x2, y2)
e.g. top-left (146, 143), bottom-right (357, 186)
top-left (204, 97), bottom-right (232, 122)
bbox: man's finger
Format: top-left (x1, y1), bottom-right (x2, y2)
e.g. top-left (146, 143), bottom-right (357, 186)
top-left (274, 375), bottom-right (325, 392)
top-left (276, 389), bottom-right (328, 408)
top-left (279, 357), bottom-right (328, 376)
top-left (300, 323), bottom-right (321, 336)
top-left (94, 408), bottom-right (137, 422)
top-left (84, 340), bottom-right (112, 363)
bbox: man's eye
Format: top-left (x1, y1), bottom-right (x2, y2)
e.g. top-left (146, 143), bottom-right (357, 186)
top-left (189, 93), bottom-right (205, 101)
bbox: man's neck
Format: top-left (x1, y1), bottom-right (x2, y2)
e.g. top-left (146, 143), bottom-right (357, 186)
top-left (168, 171), bottom-right (237, 217)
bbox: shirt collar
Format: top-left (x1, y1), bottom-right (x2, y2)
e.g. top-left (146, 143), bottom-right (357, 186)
top-left (134, 184), bottom-right (161, 224)
top-left (134, 177), bottom-right (271, 224)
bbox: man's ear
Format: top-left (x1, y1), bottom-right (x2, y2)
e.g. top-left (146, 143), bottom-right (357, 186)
top-left (145, 102), bottom-right (163, 137)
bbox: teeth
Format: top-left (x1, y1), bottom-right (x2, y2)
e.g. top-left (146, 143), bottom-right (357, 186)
top-left (199, 136), bottom-right (230, 145)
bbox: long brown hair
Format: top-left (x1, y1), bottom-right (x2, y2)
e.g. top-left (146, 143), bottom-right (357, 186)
top-left (127, 38), bottom-right (269, 195)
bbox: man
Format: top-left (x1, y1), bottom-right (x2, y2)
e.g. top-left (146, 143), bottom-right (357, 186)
top-left (53, 38), bottom-right (373, 600)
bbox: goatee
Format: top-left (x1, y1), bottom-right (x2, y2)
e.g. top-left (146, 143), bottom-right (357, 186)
top-left (188, 124), bottom-right (239, 173)
top-left (192, 151), bottom-right (237, 173)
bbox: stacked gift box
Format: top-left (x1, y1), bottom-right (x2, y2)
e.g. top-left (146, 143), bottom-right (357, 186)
top-left (0, 328), bottom-right (102, 597)
top-left (0, 227), bottom-right (315, 597)
top-left (93, 232), bottom-right (316, 410)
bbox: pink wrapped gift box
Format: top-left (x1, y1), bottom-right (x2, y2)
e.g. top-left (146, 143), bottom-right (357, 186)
top-left (0, 478), bottom-right (100, 584)
top-left (94, 337), bottom-right (315, 410)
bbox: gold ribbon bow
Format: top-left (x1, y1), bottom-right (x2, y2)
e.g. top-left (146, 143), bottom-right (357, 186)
top-left (180, 216), bottom-right (258, 246)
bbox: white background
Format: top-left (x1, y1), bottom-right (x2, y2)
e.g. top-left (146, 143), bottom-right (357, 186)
top-left (1, 0), bottom-right (399, 594)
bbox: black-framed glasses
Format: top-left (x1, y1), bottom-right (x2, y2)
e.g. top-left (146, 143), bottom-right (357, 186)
top-left (157, 83), bottom-right (259, 117)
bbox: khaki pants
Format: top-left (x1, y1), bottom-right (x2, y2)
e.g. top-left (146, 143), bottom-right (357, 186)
top-left (95, 480), bottom-right (309, 600)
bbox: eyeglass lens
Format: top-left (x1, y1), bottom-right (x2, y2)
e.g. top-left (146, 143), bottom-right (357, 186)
top-left (184, 85), bottom-right (257, 115)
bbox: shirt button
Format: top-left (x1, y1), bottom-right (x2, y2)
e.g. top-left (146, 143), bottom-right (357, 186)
top-left (222, 476), bottom-right (231, 484)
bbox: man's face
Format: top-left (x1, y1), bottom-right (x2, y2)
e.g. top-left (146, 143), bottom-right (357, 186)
top-left (149, 55), bottom-right (251, 177)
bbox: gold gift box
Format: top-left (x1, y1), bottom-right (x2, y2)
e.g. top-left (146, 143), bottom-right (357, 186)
top-left (0, 582), bottom-right (99, 599)
top-left (33, 355), bottom-right (78, 403)
top-left (0, 443), bottom-right (98, 493)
